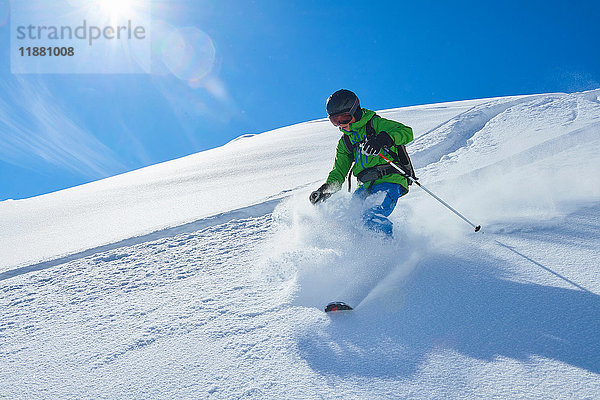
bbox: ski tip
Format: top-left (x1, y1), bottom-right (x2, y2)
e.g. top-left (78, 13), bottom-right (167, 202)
top-left (324, 302), bottom-right (353, 313)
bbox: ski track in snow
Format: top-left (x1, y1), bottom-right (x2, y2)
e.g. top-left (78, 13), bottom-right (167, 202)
top-left (409, 94), bottom-right (543, 168)
top-left (1, 90), bottom-right (600, 398)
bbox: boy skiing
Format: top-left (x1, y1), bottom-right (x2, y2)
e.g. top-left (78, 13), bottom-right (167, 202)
top-left (309, 89), bottom-right (414, 237)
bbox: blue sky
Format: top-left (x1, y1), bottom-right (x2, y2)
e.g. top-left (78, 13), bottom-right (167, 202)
top-left (0, 0), bottom-right (599, 200)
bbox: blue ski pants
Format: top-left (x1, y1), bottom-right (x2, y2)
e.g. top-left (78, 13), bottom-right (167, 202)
top-left (352, 182), bottom-right (407, 237)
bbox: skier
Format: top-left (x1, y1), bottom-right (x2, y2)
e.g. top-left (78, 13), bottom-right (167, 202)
top-left (309, 89), bottom-right (414, 237)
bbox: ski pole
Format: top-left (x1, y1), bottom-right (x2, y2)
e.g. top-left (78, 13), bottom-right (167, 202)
top-left (377, 153), bottom-right (482, 232)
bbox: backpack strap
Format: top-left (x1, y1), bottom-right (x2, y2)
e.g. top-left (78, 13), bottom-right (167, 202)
top-left (341, 134), bottom-right (356, 154)
top-left (365, 114), bottom-right (379, 138)
top-left (340, 114), bottom-right (380, 192)
top-left (341, 135), bottom-right (355, 192)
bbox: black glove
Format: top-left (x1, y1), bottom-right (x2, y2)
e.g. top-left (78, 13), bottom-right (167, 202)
top-left (309, 183), bottom-right (333, 204)
top-left (362, 131), bottom-right (394, 156)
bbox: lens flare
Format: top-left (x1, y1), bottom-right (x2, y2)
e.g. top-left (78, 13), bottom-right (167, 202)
top-left (161, 27), bottom-right (216, 82)
top-left (150, 19), bottom-right (174, 76)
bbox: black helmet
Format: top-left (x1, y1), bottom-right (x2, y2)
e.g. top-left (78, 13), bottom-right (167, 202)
top-left (326, 89), bottom-right (362, 121)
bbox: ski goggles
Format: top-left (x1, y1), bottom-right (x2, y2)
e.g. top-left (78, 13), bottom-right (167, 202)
top-left (328, 112), bottom-right (353, 126)
top-left (328, 98), bottom-right (359, 126)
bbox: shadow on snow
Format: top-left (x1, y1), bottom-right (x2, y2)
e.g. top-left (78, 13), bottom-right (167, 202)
top-left (297, 248), bottom-right (600, 378)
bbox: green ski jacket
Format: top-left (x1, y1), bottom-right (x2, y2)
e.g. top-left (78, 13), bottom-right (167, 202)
top-left (326, 108), bottom-right (414, 190)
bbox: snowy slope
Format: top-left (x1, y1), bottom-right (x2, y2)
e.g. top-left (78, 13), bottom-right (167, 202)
top-left (1, 90), bottom-right (600, 399)
top-left (0, 96), bottom-right (497, 271)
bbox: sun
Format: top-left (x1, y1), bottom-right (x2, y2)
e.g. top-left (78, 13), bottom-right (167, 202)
top-left (100, 0), bottom-right (133, 17)
top-left (96, 0), bottom-right (137, 21)
top-left (69, 0), bottom-right (150, 24)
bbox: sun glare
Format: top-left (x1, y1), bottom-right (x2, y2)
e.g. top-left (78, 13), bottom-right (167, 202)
top-left (96, 0), bottom-right (137, 21)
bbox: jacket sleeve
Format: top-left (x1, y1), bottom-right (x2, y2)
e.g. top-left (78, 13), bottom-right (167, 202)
top-left (374, 117), bottom-right (413, 145)
top-left (326, 137), bottom-right (353, 188)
